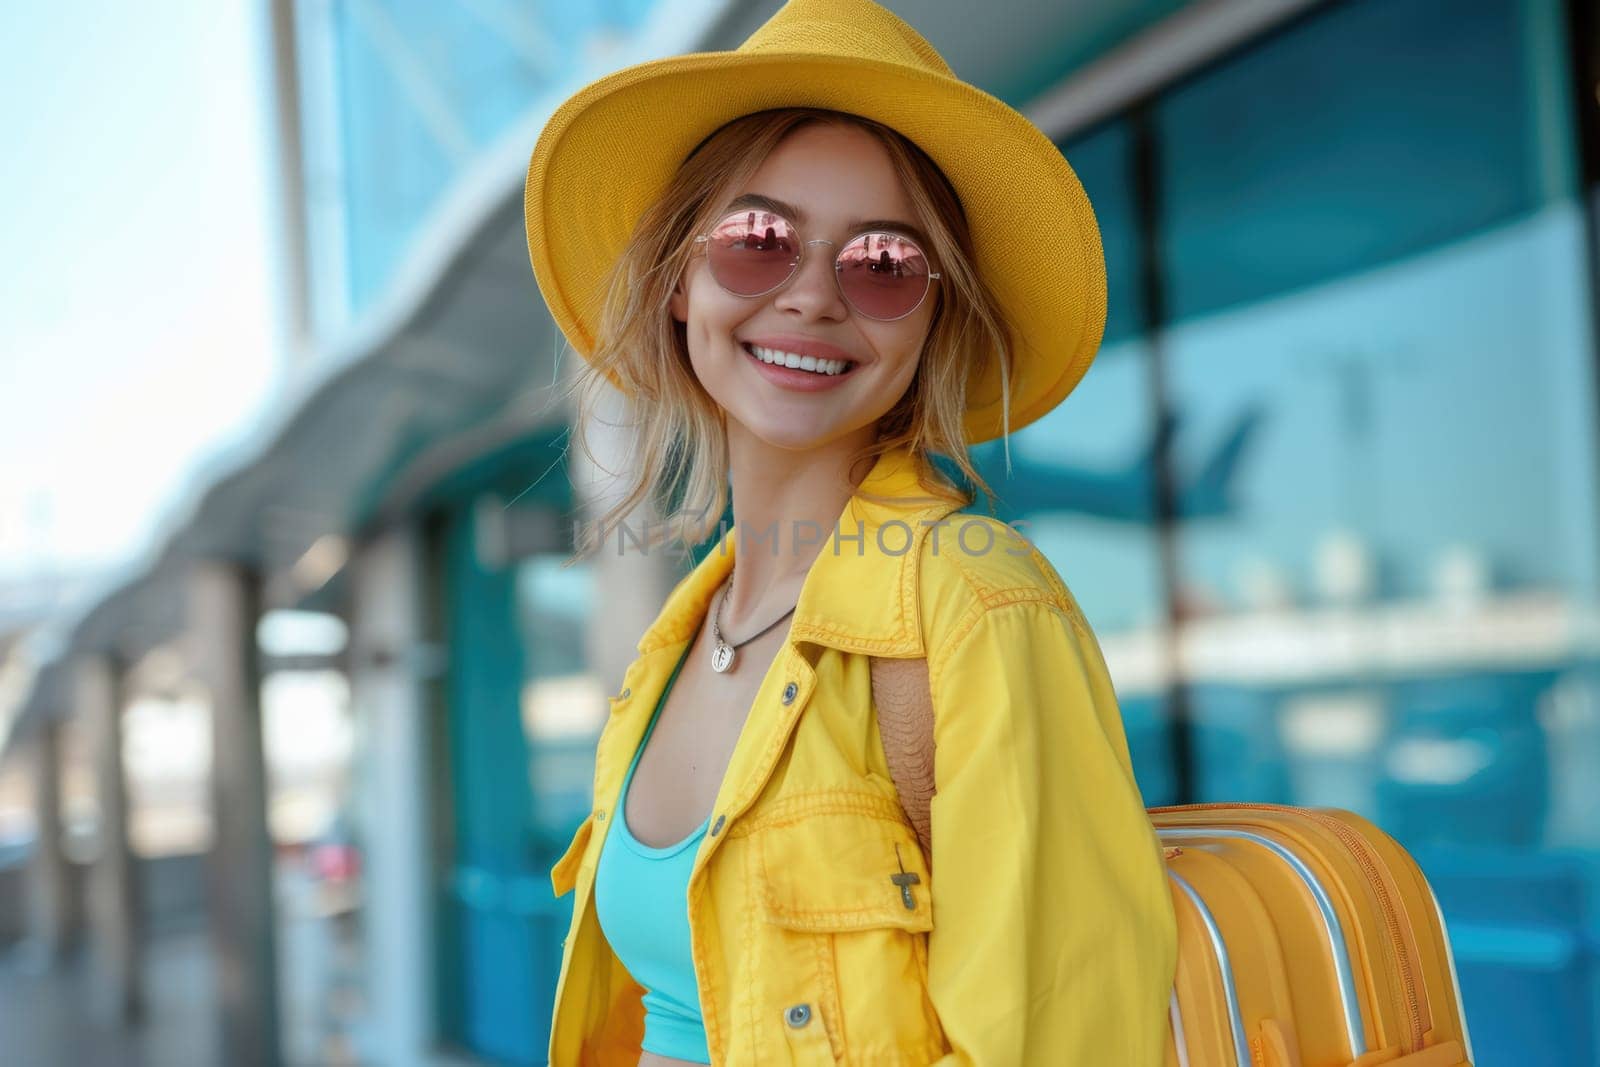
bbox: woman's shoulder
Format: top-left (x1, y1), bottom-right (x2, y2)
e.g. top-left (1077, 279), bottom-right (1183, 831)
top-left (912, 510), bottom-right (1089, 654)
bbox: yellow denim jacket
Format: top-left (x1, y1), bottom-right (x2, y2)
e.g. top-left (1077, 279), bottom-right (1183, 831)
top-left (547, 444), bottom-right (1178, 1065)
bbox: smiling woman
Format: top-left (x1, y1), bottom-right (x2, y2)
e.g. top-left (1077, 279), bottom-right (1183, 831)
top-left (522, 0), bottom-right (1177, 1064)
top-left (672, 121), bottom-right (949, 459)
top-left (563, 104), bottom-right (1015, 554)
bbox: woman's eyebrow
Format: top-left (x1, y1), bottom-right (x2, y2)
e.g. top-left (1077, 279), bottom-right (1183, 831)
top-left (725, 192), bottom-right (930, 247)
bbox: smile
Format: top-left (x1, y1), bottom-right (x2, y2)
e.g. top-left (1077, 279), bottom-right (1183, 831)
top-left (742, 342), bottom-right (857, 377)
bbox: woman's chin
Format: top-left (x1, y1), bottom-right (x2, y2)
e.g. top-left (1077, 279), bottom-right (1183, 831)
top-left (729, 413), bottom-right (854, 454)
top-left (746, 426), bottom-right (839, 453)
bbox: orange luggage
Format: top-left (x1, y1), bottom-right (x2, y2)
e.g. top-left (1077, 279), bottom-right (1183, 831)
top-left (1149, 803), bottom-right (1475, 1067)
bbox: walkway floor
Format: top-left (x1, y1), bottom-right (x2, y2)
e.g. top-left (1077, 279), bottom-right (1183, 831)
top-left (0, 922), bottom-right (218, 1067)
top-left (0, 865), bottom-right (368, 1066)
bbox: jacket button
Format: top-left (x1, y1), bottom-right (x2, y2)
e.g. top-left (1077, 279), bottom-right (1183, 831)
top-left (781, 682), bottom-right (798, 704)
top-left (620, 687), bottom-right (631, 699)
top-left (784, 1003), bottom-right (811, 1027)
top-left (710, 814), bottom-right (725, 836)
top-left (595, 810), bottom-right (606, 821)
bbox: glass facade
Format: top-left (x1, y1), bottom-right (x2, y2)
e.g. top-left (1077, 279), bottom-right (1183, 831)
top-left (965, 0), bottom-right (1600, 1061)
top-left (430, 430), bottom-right (594, 1066)
top-left (520, 553), bottom-right (603, 841)
top-left (298, 0), bottom-right (662, 331)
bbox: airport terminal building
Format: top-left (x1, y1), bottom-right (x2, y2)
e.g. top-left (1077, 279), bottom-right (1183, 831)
top-left (1, 1), bottom-right (1597, 1063)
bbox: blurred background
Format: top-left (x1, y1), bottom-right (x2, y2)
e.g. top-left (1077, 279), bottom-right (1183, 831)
top-left (1, 0), bottom-right (1597, 1064)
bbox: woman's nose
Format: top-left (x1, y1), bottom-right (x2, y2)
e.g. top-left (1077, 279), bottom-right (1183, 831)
top-left (774, 239), bottom-right (848, 319)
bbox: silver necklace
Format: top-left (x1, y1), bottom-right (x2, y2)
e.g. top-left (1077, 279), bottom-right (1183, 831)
top-left (709, 574), bottom-right (797, 673)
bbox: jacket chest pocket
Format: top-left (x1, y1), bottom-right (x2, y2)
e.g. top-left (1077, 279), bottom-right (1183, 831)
top-left (748, 804), bottom-right (944, 1064)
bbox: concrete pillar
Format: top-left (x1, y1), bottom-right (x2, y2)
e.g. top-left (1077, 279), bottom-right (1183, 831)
top-left (568, 372), bottom-right (678, 690)
top-left (25, 717), bottom-right (72, 967)
top-left (78, 652), bottom-right (141, 1024)
top-left (348, 523), bottom-right (435, 1066)
top-left (188, 559), bottom-right (280, 1067)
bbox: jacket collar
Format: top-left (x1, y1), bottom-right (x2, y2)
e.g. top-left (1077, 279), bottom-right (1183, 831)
top-left (635, 443), bottom-right (967, 658)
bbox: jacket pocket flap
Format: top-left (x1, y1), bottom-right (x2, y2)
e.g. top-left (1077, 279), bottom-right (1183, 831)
top-left (550, 812), bottom-right (597, 898)
top-left (754, 806), bottom-right (933, 933)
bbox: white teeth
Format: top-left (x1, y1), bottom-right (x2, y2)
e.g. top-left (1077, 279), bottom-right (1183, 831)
top-left (748, 343), bottom-right (852, 376)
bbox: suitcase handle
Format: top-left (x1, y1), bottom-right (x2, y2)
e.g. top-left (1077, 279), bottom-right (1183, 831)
top-left (1168, 869), bottom-right (1250, 1067)
top-left (1161, 827), bottom-right (1368, 1058)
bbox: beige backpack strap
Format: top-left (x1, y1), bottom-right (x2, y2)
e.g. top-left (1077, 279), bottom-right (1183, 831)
top-left (869, 656), bottom-right (937, 865)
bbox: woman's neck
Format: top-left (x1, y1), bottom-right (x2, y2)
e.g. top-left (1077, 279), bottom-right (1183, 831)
top-left (721, 423), bottom-right (877, 630)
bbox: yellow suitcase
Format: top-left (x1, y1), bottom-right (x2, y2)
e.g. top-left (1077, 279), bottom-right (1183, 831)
top-left (1148, 804), bottom-right (1475, 1067)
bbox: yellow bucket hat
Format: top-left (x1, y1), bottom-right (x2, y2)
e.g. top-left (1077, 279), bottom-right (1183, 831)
top-left (523, 0), bottom-right (1106, 446)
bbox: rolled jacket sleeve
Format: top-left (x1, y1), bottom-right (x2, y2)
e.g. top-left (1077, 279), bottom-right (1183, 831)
top-left (924, 598), bottom-right (1177, 1065)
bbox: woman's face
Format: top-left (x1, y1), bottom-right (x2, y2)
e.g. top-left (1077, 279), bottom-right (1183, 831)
top-left (669, 122), bottom-right (937, 454)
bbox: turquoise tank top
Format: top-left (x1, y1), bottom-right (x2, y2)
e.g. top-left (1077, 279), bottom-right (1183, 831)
top-left (593, 643), bottom-right (713, 1064)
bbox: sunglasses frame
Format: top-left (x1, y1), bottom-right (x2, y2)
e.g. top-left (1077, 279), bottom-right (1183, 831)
top-left (691, 209), bottom-right (941, 322)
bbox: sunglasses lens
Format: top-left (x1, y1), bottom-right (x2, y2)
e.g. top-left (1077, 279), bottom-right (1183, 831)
top-left (837, 232), bottom-right (932, 319)
top-left (705, 211), bottom-right (800, 296)
top-left (701, 212), bottom-right (935, 319)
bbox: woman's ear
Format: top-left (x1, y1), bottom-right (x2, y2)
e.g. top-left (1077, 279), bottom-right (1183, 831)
top-left (669, 278), bottom-right (688, 324)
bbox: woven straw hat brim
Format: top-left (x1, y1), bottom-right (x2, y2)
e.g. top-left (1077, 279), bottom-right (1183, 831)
top-left (524, 48), bottom-right (1107, 446)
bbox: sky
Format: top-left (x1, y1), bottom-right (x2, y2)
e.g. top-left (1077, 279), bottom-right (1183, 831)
top-left (0, 3), bottom-right (280, 585)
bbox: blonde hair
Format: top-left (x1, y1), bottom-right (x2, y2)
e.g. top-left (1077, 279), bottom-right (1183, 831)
top-left (560, 107), bottom-right (1015, 559)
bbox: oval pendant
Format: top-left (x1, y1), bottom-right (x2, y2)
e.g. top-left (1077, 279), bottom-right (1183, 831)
top-left (711, 642), bottom-right (735, 673)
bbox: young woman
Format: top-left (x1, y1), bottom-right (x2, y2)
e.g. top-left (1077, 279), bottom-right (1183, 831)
top-left (525, 1), bottom-right (1178, 1063)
